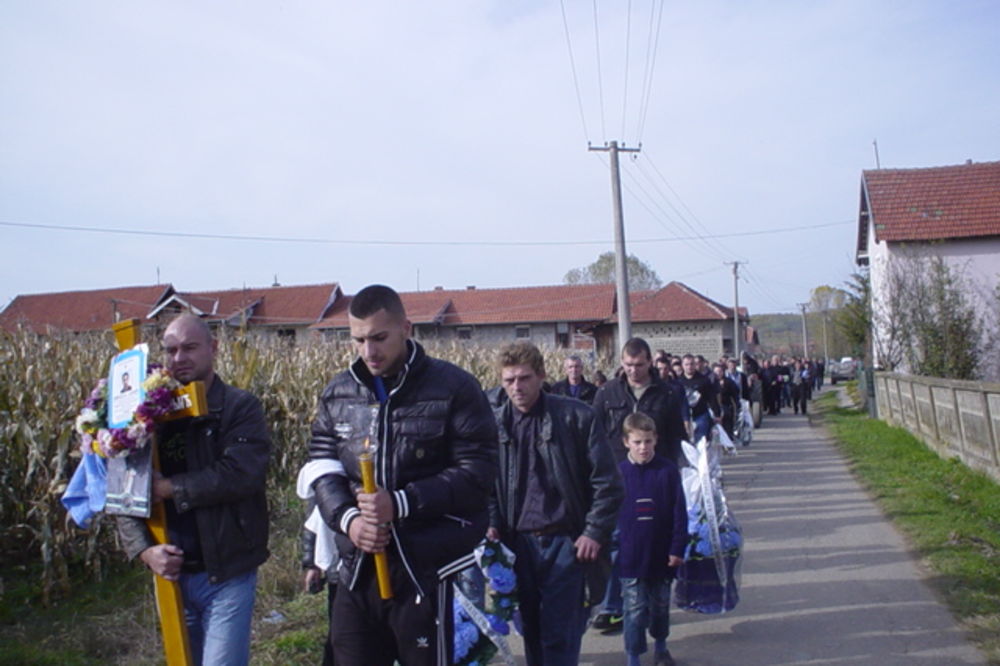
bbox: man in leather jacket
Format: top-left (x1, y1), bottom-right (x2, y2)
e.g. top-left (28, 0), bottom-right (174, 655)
top-left (589, 337), bottom-right (689, 634)
top-left (308, 285), bottom-right (497, 666)
top-left (549, 354), bottom-right (599, 404)
top-left (488, 341), bottom-right (622, 666)
top-left (117, 313), bottom-right (271, 666)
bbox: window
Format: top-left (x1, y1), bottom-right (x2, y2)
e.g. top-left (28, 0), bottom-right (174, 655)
top-left (515, 325), bottom-right (530, 339)
top-left (457, 327), bottom-right (472, 340)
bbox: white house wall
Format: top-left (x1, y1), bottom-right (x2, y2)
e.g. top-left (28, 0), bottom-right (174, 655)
top-left (867, 219), bottom-right (1000, 375)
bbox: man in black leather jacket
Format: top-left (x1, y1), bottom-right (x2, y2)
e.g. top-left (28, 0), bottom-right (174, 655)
top-left (117, 313), bottom-right (271, 666)
top-left (549, 354), bottom-right (599, 404)
top-left (308, 285), bottom-right (497, 666)
top-left (589, 337), bottom-right (689, 634)
top-left (488, 341), bottom-right (622, 666)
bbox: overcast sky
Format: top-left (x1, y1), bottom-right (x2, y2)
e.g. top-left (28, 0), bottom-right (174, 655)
top-left (2, 1), bottom-right (998, 316)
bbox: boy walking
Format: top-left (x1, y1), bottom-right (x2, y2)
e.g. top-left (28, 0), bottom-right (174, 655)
top-left (617, 413), bottom-right (688, 666)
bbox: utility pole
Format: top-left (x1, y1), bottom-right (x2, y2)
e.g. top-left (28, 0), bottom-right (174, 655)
top-left (589, 140), bottom-right (641, 353)
top-left (822, 308), bottom-right (829, 363)
top-left (726, 261), bottom-right (743, 359)
top-left (797, 303), bottom-right (810, 357)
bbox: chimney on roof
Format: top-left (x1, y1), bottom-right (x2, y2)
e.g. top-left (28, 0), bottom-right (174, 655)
top-left (272, 274), bottom-right (280, 287)
top-left (966, 159), bottom-right (973, 165)
top-left (466, 285), bottom-right (475, 290)
top-left (434, 286), bottom-right (443, 291)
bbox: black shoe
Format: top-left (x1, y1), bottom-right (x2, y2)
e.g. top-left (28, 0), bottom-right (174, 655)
top-left (655, 649), bottom-right (676, 666)
top-left (591, 612), bottom-right (623, 633)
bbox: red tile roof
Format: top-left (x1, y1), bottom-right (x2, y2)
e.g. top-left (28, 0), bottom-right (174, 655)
top-left (155, 283), bottom-right (341, 326)
top-left (863, 160), bottom-right (1000, 243)
top-left (312, 290), bottom-right (452, 328)
top-left (441, 285), bottom-right (615, 325)
top-left (313, 282), bottom-right (741, 329)
top-left (626, 282), bottom-right (738, 322)
top-left (0, 284), bottom-right (174, 334)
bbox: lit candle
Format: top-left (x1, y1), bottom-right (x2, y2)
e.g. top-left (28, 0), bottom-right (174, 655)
top-left (360, 438), bottom-right (393, 599)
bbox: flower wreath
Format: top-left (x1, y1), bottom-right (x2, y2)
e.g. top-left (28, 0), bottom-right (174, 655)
top-left (453, 539), bottom-right (519, 666)
top-left (74, 365), bottom-right (182, 458)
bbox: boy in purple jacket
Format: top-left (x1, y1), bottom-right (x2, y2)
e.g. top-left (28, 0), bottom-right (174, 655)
top-left (617, 413), bottom-right (688, 666)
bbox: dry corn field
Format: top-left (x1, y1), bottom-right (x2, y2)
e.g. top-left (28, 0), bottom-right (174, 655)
top-left (0, 326), bottom-right (602, 607)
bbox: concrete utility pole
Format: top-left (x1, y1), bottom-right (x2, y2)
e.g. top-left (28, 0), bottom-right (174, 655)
top-left (589, 140), bottom-right (641, 353)
top-left (727, 261), bottom-right (743, 358)
top-left (798, 303), bottom-right (810, 357)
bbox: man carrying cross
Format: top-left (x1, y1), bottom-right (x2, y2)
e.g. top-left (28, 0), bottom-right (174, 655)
top-left (116, 313), bottom-right (271, 665)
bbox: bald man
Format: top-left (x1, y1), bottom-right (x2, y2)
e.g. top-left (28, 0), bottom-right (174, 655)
top-left (116, 313), bottom-right (271, 665)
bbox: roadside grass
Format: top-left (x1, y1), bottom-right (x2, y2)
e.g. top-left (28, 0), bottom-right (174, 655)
top-left (816, 391), bottom-right (1000, 663)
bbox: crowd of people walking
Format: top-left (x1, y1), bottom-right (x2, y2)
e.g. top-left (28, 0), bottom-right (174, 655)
top-left (96, 283), bottom-right (826, 666)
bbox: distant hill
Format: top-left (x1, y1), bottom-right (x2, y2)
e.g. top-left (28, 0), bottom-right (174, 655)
top-left (752, 311), bottom-right (852, 360)
top-left (752, 312), bottom-right (807, 356)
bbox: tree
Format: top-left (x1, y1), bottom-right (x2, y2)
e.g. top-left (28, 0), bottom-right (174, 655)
top-left (835, 270), bottom-right (870, 362)
top-left (564, 252), bottom-right (663, 291)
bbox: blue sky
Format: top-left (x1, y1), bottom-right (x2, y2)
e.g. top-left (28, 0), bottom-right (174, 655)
top-left (2, 1), bottom-right (998, 315)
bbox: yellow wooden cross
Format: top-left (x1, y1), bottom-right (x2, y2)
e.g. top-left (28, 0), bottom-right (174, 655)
top-left (113, 318), bottom-right (206, 665)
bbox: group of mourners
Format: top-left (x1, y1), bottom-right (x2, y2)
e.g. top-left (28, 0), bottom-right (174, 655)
top-left (107, 284), bottom-right (816, 666)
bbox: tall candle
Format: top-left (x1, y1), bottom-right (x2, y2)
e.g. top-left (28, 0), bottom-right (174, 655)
top-left (360, 441), bottom-right (393, 600)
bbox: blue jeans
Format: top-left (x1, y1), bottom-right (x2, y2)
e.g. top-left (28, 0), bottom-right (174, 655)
top-left (513, 533), bottom-right (589, 666)
top-left (621, 577), bottom-right (672, 656)
top-left (692, 413), bottom-right (713, 443)
top-left (178, 569), bottom-right (257, 666)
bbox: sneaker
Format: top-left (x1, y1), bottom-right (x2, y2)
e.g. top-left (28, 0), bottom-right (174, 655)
top-left (591, 612), bottom-right (623, 632)
top-left (654, 649), bottom-right (676, 666)
top-left (600, 613), bottom-right (624, 634)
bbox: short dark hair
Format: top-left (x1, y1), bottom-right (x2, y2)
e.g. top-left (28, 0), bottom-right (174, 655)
top-left (350, 285), bottom-right (406, 321)
top-left (497, 341), bottom-right (546, 376)
top-left (623, 412), bottom-right (657, 439)
top-left (622, 337), bottom-right (651, 360)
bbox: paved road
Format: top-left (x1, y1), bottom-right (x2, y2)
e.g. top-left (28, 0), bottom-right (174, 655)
top-left (510, 395), bottom-right (986, 665)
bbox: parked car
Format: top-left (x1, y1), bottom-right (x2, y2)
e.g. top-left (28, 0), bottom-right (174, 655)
top-left (829, 357), bottom-right (858, 384)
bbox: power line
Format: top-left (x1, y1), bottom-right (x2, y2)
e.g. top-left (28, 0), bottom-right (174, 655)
top-left (620, 0), bottom-right (632, 141)
top-left (558, 0), bottom-right (591, 144)
top-left (592, 0), bottom-right (607, 141)
top-left (635, 0), bottom-right (665, 143)
top-left (0, 218), bottom-right (853, 247)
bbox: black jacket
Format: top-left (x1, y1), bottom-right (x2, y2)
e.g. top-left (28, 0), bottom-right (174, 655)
top-left (592, 373), bottom-right (689, 466)
top-left (309, 340), bottom-right (497, 595)
top-left (489, 393), bottom-right (622, 547)
top-left (117, 375), bottom-right (271, 584)
top-left (549, 378), bottom-right (598, 405)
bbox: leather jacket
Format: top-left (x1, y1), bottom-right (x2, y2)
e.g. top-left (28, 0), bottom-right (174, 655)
top-left (489, 393), bottom-right (622, 548)
top-left (309, 340), bottom-right (497, 595)
top-left (117, 375), bottom-right (271, 584)
top-left (549, 378), bottom-right (598, 405)
top-left (592, 373), bottom-right (690, 466)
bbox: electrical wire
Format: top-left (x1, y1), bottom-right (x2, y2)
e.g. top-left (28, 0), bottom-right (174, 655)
top-left (592, 0), bottom-right (607, 141)
top-left (0, 218), bottom-right (853, 247)
top-left (558, 0), bottom-right (591, 145)
top-left (635, 0), bottom-right (665, 143)
top-left (620, 0), bottom-right (632, 142)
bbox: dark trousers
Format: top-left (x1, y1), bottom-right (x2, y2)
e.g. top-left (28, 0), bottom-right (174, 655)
top-left (792, 384), bottom-right (808, 414)
top-left (331, 557), bottom-right (451, 666)
top-left (512, 533), bottom-right (589, 666)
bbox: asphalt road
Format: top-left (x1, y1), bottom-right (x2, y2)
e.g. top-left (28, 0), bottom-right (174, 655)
top-left (509, 393), bottom-right (986, 665)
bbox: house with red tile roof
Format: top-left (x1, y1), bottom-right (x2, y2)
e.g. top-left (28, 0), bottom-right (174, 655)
top-left (1, 282), bottom-right (342, 338)
top-left (856, 159), bottom-right (1000, 373)
top-left (149, 283), bottom-right (342, 335)
top-left (2, 278), bottom-right (747, 359)
top-left (312, 281), bottom-right (748, 359)
top-left (0, 284), bottom-right (175, 334)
